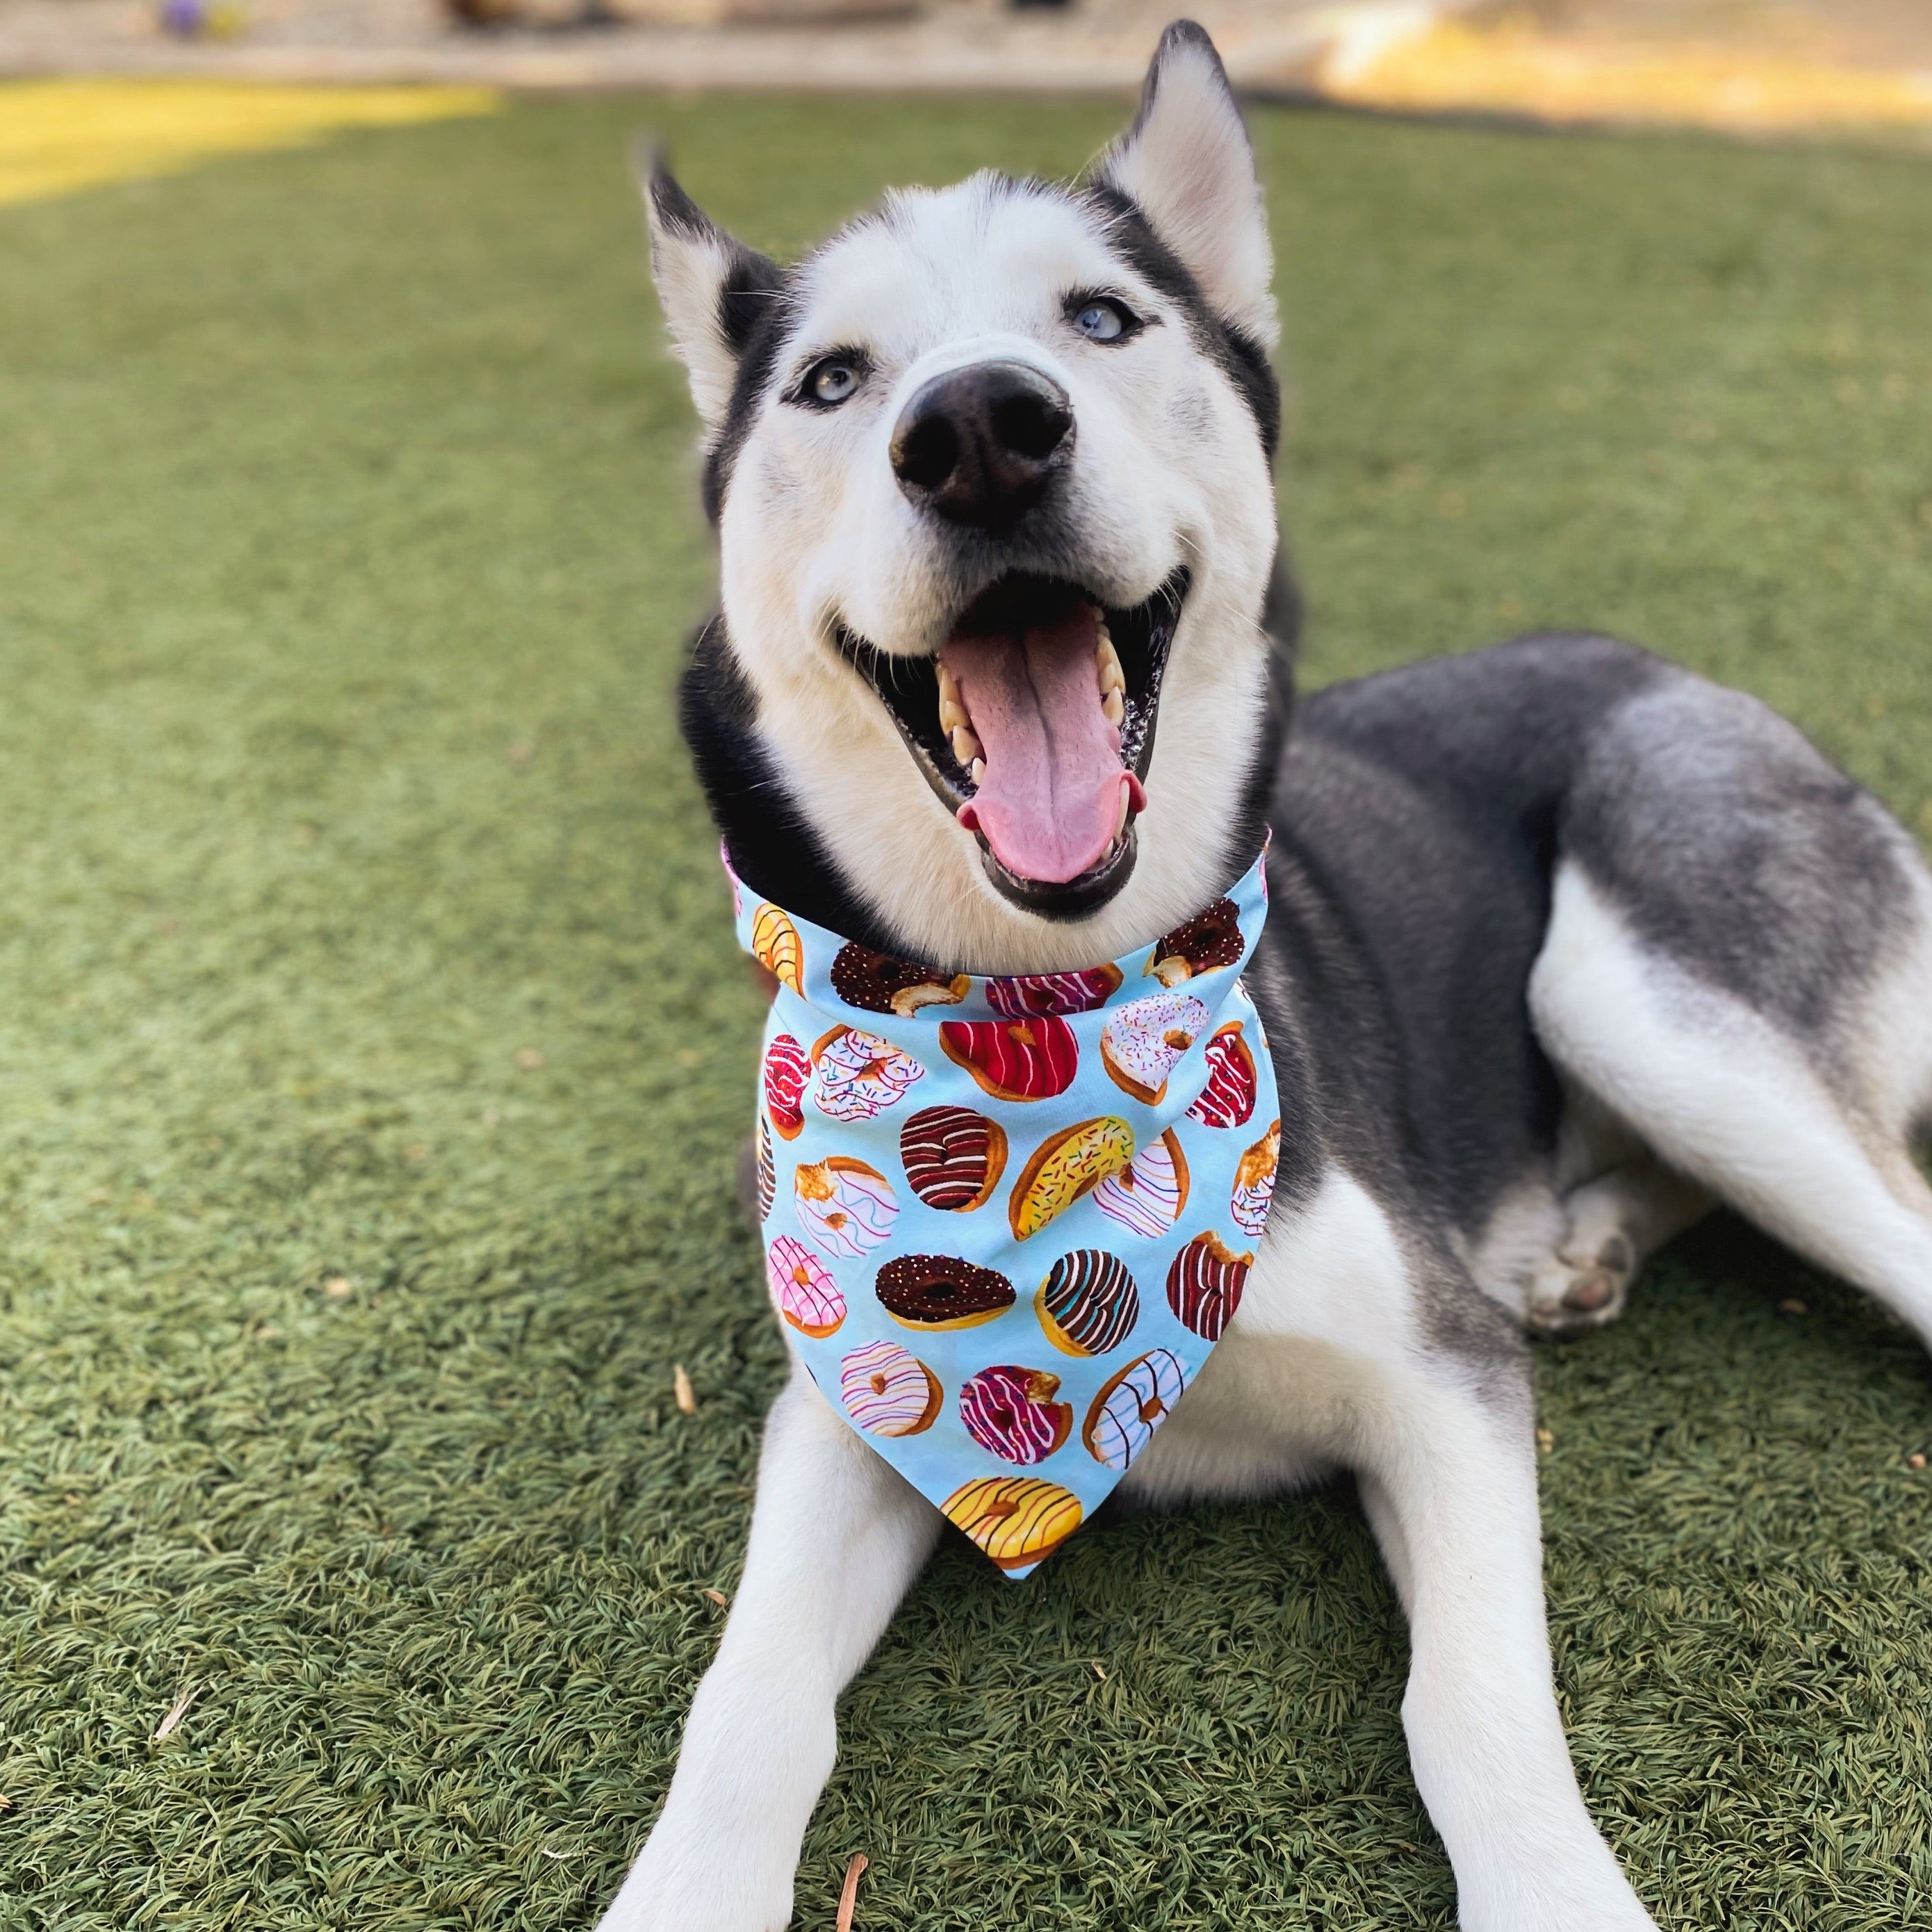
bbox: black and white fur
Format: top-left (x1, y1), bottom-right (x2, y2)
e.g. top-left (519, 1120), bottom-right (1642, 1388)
top-left (602, 26), bottom-right (1932, 1929)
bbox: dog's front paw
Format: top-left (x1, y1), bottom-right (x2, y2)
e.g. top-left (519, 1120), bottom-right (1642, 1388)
top-left (595, 1819), bottom-right (796, 1932)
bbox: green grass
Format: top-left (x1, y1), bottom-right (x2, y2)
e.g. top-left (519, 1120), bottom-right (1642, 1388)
top-left (1, 89), bottom-right (1931, 1931)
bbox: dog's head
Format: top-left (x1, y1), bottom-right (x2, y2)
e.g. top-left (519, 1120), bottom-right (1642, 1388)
top-left (650, 23), bottom-right (1286, 967)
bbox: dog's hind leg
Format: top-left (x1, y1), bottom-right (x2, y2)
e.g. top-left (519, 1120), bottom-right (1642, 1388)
top-left (599, 1364), bottom-right (940, 1932)
top-left (1525, 1154), bottom-right (1714, 1336)
top-left (1530, 861), bottom-right (1932, 1351)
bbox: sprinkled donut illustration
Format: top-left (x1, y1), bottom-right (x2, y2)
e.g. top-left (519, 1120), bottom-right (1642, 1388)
top-left (830, 942), bottom-right (969, 1017)
top-left (1099, 990), bottom-right (1210, 1106)
top-left (1008, 1116), bottom-right (1136, 1241)
top-left (1145, 899), bottom-right (1242, 986)
top-left (875, 1253), bottom-right (1015, 1330)
top-left (810, 1025), bottom-right (924, 1122)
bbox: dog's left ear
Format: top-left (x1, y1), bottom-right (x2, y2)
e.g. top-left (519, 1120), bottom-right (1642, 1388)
top-left (1096, 22), bottom-right (1277, 352)
top-left (639, 150), bottom-right (785, 436)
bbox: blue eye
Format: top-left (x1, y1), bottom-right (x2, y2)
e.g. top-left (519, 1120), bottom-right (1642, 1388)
top-left (809, 359), bottom-right (861, 404)
top-left (1075, 301), bottom-right (1129, 342)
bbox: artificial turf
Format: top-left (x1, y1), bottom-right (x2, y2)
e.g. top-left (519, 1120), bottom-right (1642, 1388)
top-left (1, 85), bottom-right (1930, 1932)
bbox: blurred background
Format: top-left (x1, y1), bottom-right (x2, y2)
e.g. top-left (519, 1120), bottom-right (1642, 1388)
top-left (1, 0), bottom-right (1929, 131)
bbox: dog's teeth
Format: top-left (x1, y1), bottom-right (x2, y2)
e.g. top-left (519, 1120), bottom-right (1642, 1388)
top-left (1096, 631), bottom-right (1125, 697)
top-left (970, 757), bottom-right (985, 785)
top-left (937, 661), bottom-right (967, 732)
top-left (951, 724), bottom-right (983, 767)
top-left (1114, 782), bottom-right (1130, 838)
top-left (1102, 688), bottom-right (1124, 727)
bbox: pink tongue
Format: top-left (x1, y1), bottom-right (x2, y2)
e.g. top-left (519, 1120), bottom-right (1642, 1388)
top-left (944, 603), bottom-right (1130, 885)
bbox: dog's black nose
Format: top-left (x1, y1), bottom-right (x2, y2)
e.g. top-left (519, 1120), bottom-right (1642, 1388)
top-left (890, 361), bottom-right (1074, 530)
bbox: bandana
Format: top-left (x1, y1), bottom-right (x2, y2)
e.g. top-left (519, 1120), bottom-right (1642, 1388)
top-left (727, 847), bottom-right (1279, 1579)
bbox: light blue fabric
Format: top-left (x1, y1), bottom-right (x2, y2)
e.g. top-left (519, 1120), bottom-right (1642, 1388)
top-left (728, 848), bottom-right (1280, 1578)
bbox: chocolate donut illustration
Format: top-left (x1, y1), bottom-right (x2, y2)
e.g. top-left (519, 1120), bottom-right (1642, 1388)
top-left (1165, 1231), bottom-right (1254, 1341)
top-left (900, 1104), bottom-right (1008, 1211)
top-left (830, 942), bottom-right (969, 1017)
top-left (1035, 1250), bottom-right (1140, 1356)
top-left (875, 1253), bottom-right (1015, 1330)
top-left (1145, 899), bottom-right (1242, 986)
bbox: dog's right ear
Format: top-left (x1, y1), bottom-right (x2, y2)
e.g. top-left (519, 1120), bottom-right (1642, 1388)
top-left (639, 150), bottom-right (785, 436)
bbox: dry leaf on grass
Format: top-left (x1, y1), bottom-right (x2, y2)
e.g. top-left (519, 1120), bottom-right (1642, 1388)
top-left (153, 1685), bottom-right (200, 1742)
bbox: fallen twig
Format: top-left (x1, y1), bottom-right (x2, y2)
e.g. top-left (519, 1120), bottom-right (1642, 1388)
top-left (835, 1852), bottom-right (868, 1932)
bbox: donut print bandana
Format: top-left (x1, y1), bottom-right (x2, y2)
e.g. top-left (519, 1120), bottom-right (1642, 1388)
top-left (728, 848), bottom-right (1279, 1579)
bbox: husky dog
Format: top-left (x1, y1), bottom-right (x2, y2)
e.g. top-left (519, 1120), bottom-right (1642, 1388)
top-left (601, 24), bottom-right (1932, 1929)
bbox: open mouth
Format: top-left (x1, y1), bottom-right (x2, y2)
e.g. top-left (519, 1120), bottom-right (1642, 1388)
top-left (836, 567), bottom-right (1190, 918)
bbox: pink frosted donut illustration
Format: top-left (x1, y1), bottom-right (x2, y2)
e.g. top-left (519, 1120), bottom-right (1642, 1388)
top-left (840, 1339), bottom-right (942, 1437)
top-left (766, 1234), bottom-right (846, 1339)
